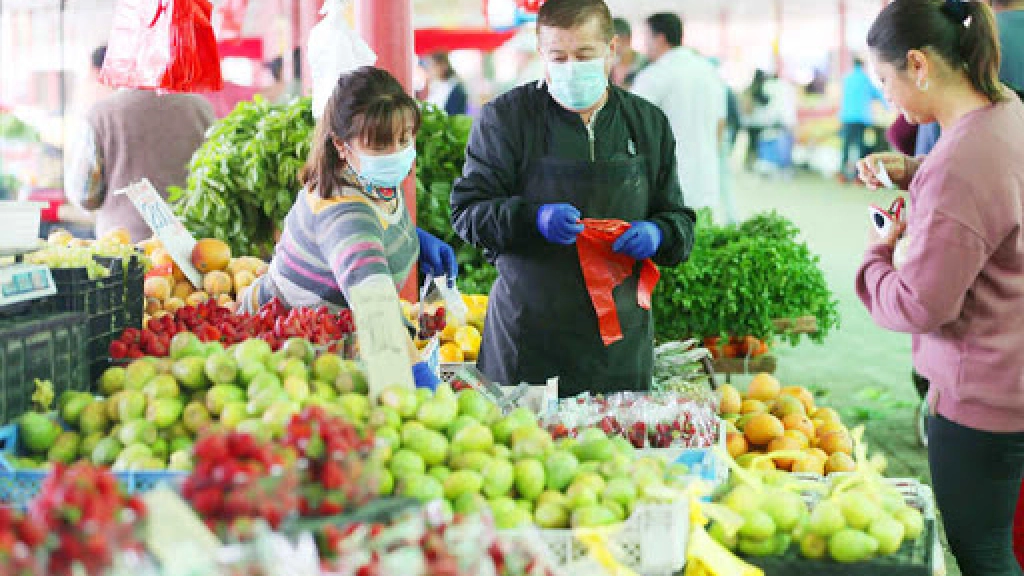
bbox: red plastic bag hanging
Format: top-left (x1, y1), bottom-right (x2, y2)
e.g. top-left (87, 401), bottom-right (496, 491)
top-left (576, 219), bottom-right (660, 347)
top-left (101, 0), bottom-right (223, 93)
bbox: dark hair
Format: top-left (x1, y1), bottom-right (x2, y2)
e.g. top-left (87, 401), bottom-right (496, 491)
top-left (265, 57), bottom-right (284, 83)
top-left (300, 67), bottom-right (421, 199)
top-left (91, 45), bottom-right (107, 71)
top-left (537, 0), bottom-right (614, 42)
top-left (613, 17), bottom-right (631, 38)
top-left (646, 13), bottom-right (683, 47)
top-left (853, 56), bottom-right (864, 68)
top-left (867, 0), bottom-right (1005, 103)
top-left (428, 52), bottom-right (456, 81)
top-left (749, 69), bottom-right (770, 106)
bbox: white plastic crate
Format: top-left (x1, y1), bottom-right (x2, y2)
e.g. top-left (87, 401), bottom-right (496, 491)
top-left (0, 201), bottom-right (45, 252)
top-left (515, 499), bottom-right (689, 576)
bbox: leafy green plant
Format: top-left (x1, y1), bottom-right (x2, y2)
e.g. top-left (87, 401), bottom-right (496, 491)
top-left (170, 96), bottom-right (316, 256)
top-left (0, 114), bottom-right (39, 142)
top-left (414, 104), bottom-right (495, 293)
top-left (654, 211), bottom-right (839, 345)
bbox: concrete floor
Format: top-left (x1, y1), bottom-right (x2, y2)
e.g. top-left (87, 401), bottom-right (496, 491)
top-left (728, 168), bottom-right (959, 574)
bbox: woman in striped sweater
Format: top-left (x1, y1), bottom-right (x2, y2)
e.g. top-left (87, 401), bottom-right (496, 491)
top-left (240, 67), bottom-right (458, 389)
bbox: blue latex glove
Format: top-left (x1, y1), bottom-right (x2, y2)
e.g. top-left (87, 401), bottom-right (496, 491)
top-left (612, 221), bottom-right (662, 260)
top-left (416, 228), bottom-right (458, 287)
top-left (412, 361), bottom-right (440, 391)
top-left (537, 203), bottom-right (585, 245)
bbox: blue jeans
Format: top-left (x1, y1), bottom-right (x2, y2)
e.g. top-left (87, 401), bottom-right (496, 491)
top-left (928, 413), bottom-right (1024, 575)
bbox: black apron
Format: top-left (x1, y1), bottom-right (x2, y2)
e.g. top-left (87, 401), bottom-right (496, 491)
top-left (477, 96), bottom-right (654, 398)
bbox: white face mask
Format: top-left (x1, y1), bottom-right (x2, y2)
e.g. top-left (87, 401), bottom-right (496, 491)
top-left (546, 57), bottom-right (609, 110)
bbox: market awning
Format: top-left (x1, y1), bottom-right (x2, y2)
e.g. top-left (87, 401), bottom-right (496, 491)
top-left (414, 28), bottom-right (518, 56)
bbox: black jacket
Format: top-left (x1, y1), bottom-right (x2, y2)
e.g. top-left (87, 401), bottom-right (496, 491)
top-left (450, 82), bottom-right (695, 267)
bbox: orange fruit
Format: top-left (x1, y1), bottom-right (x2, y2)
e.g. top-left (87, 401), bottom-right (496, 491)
top-left (144, 276), bottom-right (172, 301)
top-left (439, 324), bottom-right (458, 343)
top-left (191, 238), bottom-right (232, 273)
top-left (819, 431), bottom-right (853, 456)
top-left (812, 407), bottom-right (842, 424)
top-left (771, 395), bottom-right (806, 419)
top-left (439, 343), bottom-right (465, 363)
top-left (783, 429), bottom-right (810, 449)
top-left (203, 270), bottom-right (233, 296)
top-left (781, 386), bottom-right (816, 414)
top-left (743, 413), bottom-right (785, 447)
top-left (726, 432), bottom-right (749, 459)
top-left (172, 280), bottom-right (194, 301)
top-left (792, 451), bottom-right (826, 475)
top-left (719, 384), bottom-right (742, 415)
top-left (740, 399), bottom-right (767, 414)
top-left (825, 452), bottom-right (856, 474)
top-left (747, 373), bottom-right (781, 402)
top-left (782, 413), bottom-right (816, 440)
top-left (767, 436), bottom-right (804, 471)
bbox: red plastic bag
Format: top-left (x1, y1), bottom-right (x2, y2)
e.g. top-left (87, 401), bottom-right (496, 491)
top-left (101, 0), bottom-right (223, 93)
top-left (576, 219), bottom-right (660, 347)
top-left (1014, 480), bottom-right (1024, 568)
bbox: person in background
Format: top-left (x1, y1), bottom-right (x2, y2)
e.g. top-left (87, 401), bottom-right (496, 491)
top-left (425, 52), bottom-right (469, 116)
top-left (742, 69), bottom-right (773, 170)
top-left (450, 0), bottom-right (695, 397)
top-left (240, 67), bottom-right (457, 391)
top-left (632, 13), bottom-right (727, 220)
top-left (610, 17), bottom-right (646, 89)
top-left (839, 57), bottom-right (886, 183)
top-left (711, 56), bottom-right (742, 224)
top-left (261, 57), bottom-right (291, 105)
top-left (854, 1), bottom-right (1024, 574)
top-left (65, 49), bottom-right (216, 242)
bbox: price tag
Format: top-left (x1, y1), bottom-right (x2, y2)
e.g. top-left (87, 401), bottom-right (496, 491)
top-left (120, 179), bottom-right (203, 288)
top-left (348, 276), bottom-right (415, 399)
top-left (142, 487), bottom-right (221, 571)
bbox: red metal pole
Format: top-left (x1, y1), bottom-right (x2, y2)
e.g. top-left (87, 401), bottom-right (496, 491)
top-left (355, 0), bottom-right (419, 301)
top-left (774, 0), bottom-right (783, 75)
top-left (718, 7), bottom-right (729, 60)
top-left (839, 0), bottom-right (851, 78)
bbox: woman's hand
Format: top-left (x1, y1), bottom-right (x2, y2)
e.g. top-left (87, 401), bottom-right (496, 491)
top-left (416, 228), bottom-right (458, 286)
top-left (857, 152), bottom-right (919, 190)
top-left (868, 216), bottom-right (907, 250)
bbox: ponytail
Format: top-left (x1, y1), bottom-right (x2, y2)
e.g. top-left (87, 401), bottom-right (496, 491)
top-left (960, 1), bottom-right (1004, 103)
top-left (868, 0), bottom-right (1006, 104)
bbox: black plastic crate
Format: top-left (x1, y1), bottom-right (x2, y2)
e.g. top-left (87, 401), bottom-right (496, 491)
top-left (0, 312), bottom-right (90, 425)
top-left (742, 519), bottom-right (936, 576)
top-left (94, 254), bottom-right (145, 331)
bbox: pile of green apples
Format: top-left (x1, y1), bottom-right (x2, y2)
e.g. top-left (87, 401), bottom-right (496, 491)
top-left (12, 334), bottom-right (367, 472)
top-left (710, 470), bottom-right (926, 563)
top-left (361, 384), bottom-right (690, 530)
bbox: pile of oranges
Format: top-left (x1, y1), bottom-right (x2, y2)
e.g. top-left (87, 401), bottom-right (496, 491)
top-left (720, 373), bottom-right (856, 476)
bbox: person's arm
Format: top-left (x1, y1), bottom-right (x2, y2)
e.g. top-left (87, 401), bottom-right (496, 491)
top-left (450, 99), bottom-right (540, 255)
top-left (856, 198), bottom-right (990, 334)
top-left (64, 120), bottom-right (106, 211)
top-left (646, 109), bottom-right (696, 267)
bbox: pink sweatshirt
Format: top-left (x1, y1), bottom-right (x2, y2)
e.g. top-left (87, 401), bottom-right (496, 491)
top-left (856, 97), bottom-right (1024, 433)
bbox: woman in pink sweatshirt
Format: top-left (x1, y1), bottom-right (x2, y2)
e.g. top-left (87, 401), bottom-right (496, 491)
top-left (855, 1), bottom-right (1024, 574)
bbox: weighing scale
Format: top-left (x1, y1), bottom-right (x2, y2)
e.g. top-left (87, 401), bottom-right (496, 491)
top-left (0, 246), bottom-right (56, 311)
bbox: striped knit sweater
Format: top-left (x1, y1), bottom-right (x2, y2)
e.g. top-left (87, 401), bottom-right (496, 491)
top-left (240, 188), bottom-right (419, 313)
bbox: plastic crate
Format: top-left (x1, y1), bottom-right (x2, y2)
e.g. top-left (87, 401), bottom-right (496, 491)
top-left (93, 254), bottom-right (145, 331)
top-left (440, 362), bottom-right (475, 382)
top-left (516, 500), bottom-right (689, 575)
top-left (0, 311), bottom-right (90, 425)
top-left (0, 424), bottom-right (185, 508)
top-left (46, 265), bottom-right (125, 381)
top-left (741, 478), bottom-right (937, 576)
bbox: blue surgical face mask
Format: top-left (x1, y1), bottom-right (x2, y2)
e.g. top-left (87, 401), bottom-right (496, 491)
top-left (547, 57), bottom-right (609, 111)
top-left (352, 143), bottom-right (416, 190)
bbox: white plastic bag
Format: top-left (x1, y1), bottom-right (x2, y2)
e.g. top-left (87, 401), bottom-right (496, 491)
top-left (308, 0), bottom-right (377, 120)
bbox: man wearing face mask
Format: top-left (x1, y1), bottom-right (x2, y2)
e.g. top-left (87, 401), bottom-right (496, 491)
top-left (450, 0), bottom-right (695, 397)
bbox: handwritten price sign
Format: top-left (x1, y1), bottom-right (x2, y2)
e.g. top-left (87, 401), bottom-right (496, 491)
top-left (348, 276), bottom-right (415, 398)
top-left (120, 179), bottom-right (203, 288)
